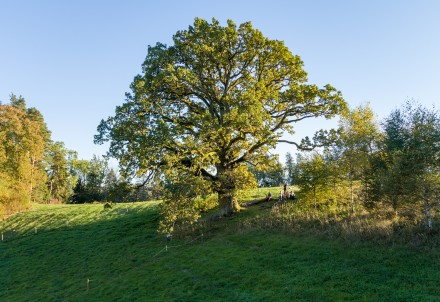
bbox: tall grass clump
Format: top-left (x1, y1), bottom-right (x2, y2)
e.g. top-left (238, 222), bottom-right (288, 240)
top-left (237, 196), bottom-right (440, 248)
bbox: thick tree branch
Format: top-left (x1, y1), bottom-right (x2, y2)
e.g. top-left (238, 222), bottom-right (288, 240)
top-left (277, 139), bottom-right (315, 151)
top-left (228, 138), bottom-right (270, 167)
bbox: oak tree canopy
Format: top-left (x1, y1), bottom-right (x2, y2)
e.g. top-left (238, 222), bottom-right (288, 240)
top-left (95, 18), bottom-right (346, 219)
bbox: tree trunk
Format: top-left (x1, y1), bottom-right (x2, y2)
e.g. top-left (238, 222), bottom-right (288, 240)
top-left (29, 157), bottom-right (35, 204)
top-left (216, 168), bottom-right (241, 216)
top-left (48, 178), bottom-right (53, 203)
top-left (349, 165), bottom-right (354, 213)
top-left (423, 186), bottom-right (432, 231)
top-left (313, 186), bottom-right (317, 210)
top-left (218, 191), bottom-right (240, 216)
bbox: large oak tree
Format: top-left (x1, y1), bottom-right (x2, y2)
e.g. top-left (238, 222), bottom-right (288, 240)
top-left (95, 18), bottom-right (346, 217)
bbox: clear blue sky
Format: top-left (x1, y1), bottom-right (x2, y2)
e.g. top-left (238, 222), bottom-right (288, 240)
top-left (1, 0), bottom-right (439, 165)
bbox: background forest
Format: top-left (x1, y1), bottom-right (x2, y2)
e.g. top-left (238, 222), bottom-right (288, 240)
top-left (0, 95), bottom-right (162, 218)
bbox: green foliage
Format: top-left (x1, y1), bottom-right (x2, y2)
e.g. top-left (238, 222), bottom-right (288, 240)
top-left (159, 172), bottom-right (212, 234)
top-left (296, 153), bottom-right (333, 209)
top-left (379, 103), bottom-right (440, 229)
top-left (67, 157), bottom-right (163, 204)
top-left (71, 155), bottom-right (108, 203)
top-left (103, 168), bottom-right (118, 197)
top-left (337, 103), bottom-right (380, 211)
top-left (194, 194), bottom-right (218, 213)
top-left (45, 141), bottom-right (76, 202)
top-left (0, 95), bottom-right (51, 216)
top-left (284, 152), bottom-right (300, 185)
top-left (104, 178), bottom-right (135, 203)
top-left (248, 156), bottom-right (284, 187)
top-left (339, 104), bottom-right (379, 157)
top-left (292, 101), bottom-right (439, 231)
top-left (95, 17), bottom-right (346, 218)
top-left (9, 94), bottom-right (27, 111)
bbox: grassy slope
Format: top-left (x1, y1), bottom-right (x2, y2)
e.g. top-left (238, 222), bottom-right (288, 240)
top-left (1, 200), bottom-right (440, 301)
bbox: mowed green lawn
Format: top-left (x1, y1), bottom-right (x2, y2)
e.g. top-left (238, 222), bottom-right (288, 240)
top-left (1, 200), bottom-right (440, 301)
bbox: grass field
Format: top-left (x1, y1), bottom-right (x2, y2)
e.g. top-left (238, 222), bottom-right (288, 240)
top-left (1, 197), bottom-right (440, 301)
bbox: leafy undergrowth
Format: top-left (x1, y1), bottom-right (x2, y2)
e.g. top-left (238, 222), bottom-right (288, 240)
top-left (1, 201), bottom-right (440, 301)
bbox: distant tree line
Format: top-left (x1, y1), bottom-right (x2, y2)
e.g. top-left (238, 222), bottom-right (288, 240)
top-left (248, 152), bottom-right (300, 188)
top-left (0, 95), bottom-right (161, 218)
top-left (70, 156), bottom-right (163, 204)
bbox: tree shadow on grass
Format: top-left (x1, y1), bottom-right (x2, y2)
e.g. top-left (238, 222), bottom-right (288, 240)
top-left (0, 203), bottom-right (170, 301)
